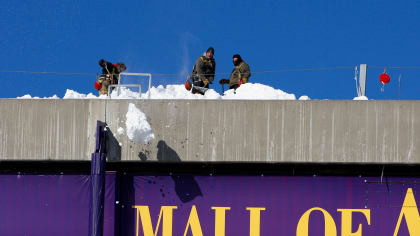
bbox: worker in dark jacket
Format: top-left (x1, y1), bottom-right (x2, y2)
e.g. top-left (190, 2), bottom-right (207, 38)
top-left (95, 59), bottom-right (126, 95)
top-left (191, 47), bottom-right (216, 89)
top-left (219, 54), bottom-right (251, 90)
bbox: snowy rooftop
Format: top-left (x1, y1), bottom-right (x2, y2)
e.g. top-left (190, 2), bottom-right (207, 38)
top-left (16, 83), bottom-right (368, 100)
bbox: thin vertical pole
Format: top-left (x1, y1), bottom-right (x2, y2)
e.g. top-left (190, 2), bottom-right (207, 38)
top-left (398, 74), bottom-right (402, 100)
top-left (148, 74), bottom-right (152, 99)
top-left (354, 66), bottom-right (360, 96)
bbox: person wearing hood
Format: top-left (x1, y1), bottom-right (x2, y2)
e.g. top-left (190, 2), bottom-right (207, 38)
top-left (219, 54), bottom-right (251, 90)
top-left (95, 59), bottom-right (127, 95)
top-left (191, 47), bottom-right (216, 90)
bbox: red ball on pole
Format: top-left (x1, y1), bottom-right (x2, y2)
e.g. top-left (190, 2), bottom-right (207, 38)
top-left (379, 73), bottom-right (390, 85)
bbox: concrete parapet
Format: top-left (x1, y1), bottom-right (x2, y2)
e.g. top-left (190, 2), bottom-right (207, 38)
top-left (0, 99), bottom-right (419, 163)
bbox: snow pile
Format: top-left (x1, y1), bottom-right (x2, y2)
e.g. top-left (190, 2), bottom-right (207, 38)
top-left (222, 83), bottom-right (296, 100)
top-left (16, 83), bottom-right (312, 100)
top-left (353, 96), bottom-right (368, 100)
top-left (63, 89), bottom-right (102, 99)
top-left (145, 83), bottom-right (299, 100)
top-left (125, 103), bottom-right (155, 144)
top-left (298, 95), bottom-right (310, 100)
top-left (147, 84), bottom-right (221, 99)
top-left (17, 94), bottom-right (36, 99)
top-left (109, 88), bottom-right (141, 99)
top-left (17, 94), bottom-right (59, 99)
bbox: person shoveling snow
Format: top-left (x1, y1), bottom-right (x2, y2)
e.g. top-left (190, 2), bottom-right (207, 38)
top-left (185, 47), bottom-right (216, 95)
top-left (219, 54), bottom-right (251, 92)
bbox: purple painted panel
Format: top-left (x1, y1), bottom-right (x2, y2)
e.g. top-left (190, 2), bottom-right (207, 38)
top-left (0, 173), bottom-right (418, 235)
top-left (104, 172), bottom-right (116, 236)
top-left (120, 175), bottom-right (420, 236)
top-left (0, 174), bottom-right (116, 236)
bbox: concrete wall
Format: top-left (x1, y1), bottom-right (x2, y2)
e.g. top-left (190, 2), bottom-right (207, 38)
top-left (0, 99), bottom-right (419, 163)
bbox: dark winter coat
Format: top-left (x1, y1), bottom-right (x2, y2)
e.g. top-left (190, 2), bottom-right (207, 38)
top-left (99, 59), bottom-right (121, 83)
top-left (192, 55), bottom-right (216, 83)
top-left (229, 61), bottom-right (251, 87)
top-left (97, 59), bottom-right (124, 95)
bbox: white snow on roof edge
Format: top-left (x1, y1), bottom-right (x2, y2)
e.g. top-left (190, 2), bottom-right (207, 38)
top-left (17, 83), bottom-right (312, 100)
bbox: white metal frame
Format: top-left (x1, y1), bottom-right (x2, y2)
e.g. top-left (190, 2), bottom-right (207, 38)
top-left (119, 73), bottom-right (152, 98)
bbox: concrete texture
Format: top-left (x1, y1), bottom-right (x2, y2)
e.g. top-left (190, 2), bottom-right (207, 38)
top-left (0, 99), bottom-right (419, 163)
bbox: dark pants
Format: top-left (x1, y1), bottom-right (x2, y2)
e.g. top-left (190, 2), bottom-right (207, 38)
top-left (229, 84), bottom-right (239, 90)
top-left (98, 74), bottom-right (118, 95)
top-left (191, 75), bottom-right (209, 88)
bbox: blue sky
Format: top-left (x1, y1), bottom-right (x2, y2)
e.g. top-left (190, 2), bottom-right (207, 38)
top-left (1, 0), bottom-right (419, 99)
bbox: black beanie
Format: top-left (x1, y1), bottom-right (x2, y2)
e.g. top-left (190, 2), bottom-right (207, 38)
top-left (206, 47), bottom-right (215, 55)
top-left (233, 54), bottom-right (241, 60)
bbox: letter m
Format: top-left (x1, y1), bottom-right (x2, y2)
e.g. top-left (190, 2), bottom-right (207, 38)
top-left (133, 205), bottom-right (177, 236)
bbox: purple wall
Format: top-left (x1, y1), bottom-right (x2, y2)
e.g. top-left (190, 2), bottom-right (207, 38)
top-left (0, 174), bottom-right (115, 236)
top-left (1, 174), bottom-right (419, 235)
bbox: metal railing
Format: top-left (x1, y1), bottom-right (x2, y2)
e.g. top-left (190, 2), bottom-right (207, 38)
top-left (119, 73), bottom-right (152, 98)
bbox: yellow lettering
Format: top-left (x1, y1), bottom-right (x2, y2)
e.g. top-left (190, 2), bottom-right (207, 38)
top-left (183, 205), bottom-right (204, 236)
top-left (212, 207), bottom-right (231, 236)
top-left (393, 188), bottom-right (420, 236)
top-left (296, 207), bottom-right (337, 236)
top-left (247, 207), bottom-right (266, 236)
top-left (337, 209), bottom-right (370, 236)
top-left (132, 205), bottom-right (177, 236)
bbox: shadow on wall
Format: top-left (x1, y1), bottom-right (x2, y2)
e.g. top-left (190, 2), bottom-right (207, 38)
top-left (156, 140), bottom-right (181, 162)
top-left (157, 140), bottom-right (203, 203)
top-left (106, 126), bottom-right (121, 161)
top-left (97, 121), bottom-right (121, 161)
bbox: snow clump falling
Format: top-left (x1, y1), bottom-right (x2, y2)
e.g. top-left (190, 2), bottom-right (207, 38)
top-left (117, 127), bottom-right (125, 135)
top-left (125, 103), bottom-right (155, 144)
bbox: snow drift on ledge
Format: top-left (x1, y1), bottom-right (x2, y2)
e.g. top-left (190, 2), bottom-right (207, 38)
top-left (16, 83), bottom-right (367, 100)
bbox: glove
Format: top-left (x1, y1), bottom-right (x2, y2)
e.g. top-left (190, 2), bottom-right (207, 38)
top-left (219, 79), bottom-right (229, 84)
top-left (98, 59), bottom-right (105, 67)
top-left (94, 81), bottom-right (102, 90)
top-left (238, 79), bottom-right (243, 86)
top-left (202, 79), bottom-right (209, 86)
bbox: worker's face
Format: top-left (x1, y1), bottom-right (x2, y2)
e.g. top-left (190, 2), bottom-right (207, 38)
top-left (233, 57), bottom-right (239, 65)
top-left (206, 51), bottom-right (213, 59)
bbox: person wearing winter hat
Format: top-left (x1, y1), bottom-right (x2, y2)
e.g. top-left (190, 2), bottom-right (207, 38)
top-left (190, 47), bottom-right (216, 93)
top-left (219, 54), bottom-right (251, 90)
top-left (95, 59), bottom-right (127, 95)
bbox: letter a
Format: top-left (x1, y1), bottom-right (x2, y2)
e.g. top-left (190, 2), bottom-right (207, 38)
top-left (183, 205), bottom-right (204, 236)
top-left (393, 188), bottom-right (420, 236)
